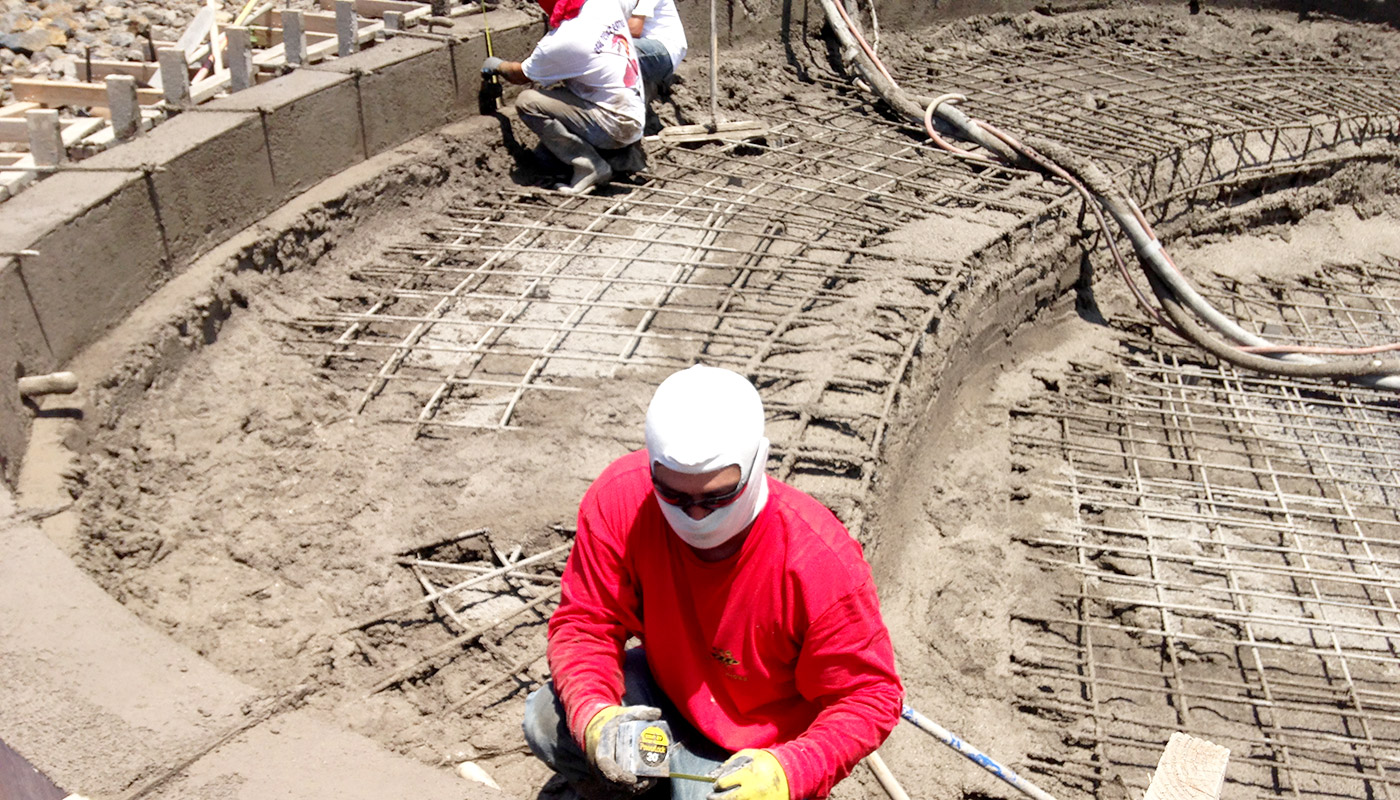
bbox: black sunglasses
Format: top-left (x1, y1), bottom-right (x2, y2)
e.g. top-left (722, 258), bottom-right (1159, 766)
top-left (651, 474), bottom-right (747, 512)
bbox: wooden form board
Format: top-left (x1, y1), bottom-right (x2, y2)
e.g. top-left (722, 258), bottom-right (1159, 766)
top-left (76, 59), bottom-right (160, 83)
top-left (315, 0), bottom-right (432, 20)
top-left (12, 79), bottom-right (163, 109)
top-left (0, 102), bottom-right (40, 118)
top-left (251, 23), bottom-right (384, 67)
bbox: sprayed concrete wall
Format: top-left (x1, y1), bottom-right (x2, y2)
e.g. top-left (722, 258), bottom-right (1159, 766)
top-left (0, 0), bottom-right (1395, 486)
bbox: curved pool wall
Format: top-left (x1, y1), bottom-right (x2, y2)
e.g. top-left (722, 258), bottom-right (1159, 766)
top-left (1, 0), bottom-right (1395, 485)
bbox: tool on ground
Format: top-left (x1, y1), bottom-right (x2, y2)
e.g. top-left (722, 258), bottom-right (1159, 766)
top-left (901, 705), bottom-right (1058, 800)
top-left (655, 0), bottom-right (767, 144)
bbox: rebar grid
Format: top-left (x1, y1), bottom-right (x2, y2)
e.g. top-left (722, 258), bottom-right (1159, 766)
top-left (284, 91), bottom-right (981, 508)
top-left (909, 38), bottom-right (1400, 223)
top-left (346, 530), bottom-right (568, 720)
top-left (1010, 262), bottom-right (1400, 799)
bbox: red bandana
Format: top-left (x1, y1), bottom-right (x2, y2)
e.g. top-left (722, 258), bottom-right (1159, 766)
top-left (537, 0), bottom-right (586, 28)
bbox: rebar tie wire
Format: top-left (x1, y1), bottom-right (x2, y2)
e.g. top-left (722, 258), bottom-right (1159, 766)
top-left (815, 0), bottom-right (1400, 390)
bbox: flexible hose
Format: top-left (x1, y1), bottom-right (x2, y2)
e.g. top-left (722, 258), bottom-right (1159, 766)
top-left (901, 706), bottom-right (1059, 800)
top-left (813, 0), bottom-right (1400, 390)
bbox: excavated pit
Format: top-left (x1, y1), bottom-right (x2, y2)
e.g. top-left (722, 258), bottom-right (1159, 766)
top-left (30, 6), bottom-right (1400, 799)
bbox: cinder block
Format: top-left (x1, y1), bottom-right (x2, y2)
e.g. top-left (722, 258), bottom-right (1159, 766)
top-left (80, 110), bottom-right (276, 268)
top-left (316, 36), bottom-right (456, 155)
top-left (208, 69), bottom-right (364, 197)
top-left (3, 172), bottom-right (167, 364)
top-left (0, 260), bottom-right (55, 485)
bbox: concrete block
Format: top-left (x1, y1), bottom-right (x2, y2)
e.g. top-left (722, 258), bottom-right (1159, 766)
top-left (227, 27), bottom-right (254, 92)
top-left (0, 171), bottom-right (165, 365)
top-left (81, 110), bottom-right (276, 269)
top-left (0, 260), bottom-right (55, 486)
top-left (208, 69), bottom-right (364, 197)
top-left (26, 110), bottom-right (64, 167)
top-left (106, 75), bottom-right (142, 141)
top-left (316, 36), bottom-right (456, 155)
top-left (336, 0), bottom-right (358, 57)
top-left (283, 10), bottom-right (307, 66)
top-left (157, 47), bottom-right (191, 106)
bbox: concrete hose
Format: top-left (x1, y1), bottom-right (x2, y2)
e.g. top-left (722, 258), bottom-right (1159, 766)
top-left (813, 0), bottom-right (1400, 390)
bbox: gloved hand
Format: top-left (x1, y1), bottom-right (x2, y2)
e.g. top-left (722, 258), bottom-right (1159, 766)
top-left (481, 56), bottom-right (504, 77)
top-left (708, 749), bottom-right (789, 800)
top-left (583, 704), bottom-right (663, 786)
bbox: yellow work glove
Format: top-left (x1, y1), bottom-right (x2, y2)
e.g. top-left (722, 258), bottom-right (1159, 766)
top-left (583, 704), bottom-right (663, 786)
top-left (708, 749), bottom-right (790, 800)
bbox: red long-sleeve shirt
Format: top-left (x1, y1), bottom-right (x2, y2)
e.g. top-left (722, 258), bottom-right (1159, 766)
top-left (547, 449), bottom-right (903, 799)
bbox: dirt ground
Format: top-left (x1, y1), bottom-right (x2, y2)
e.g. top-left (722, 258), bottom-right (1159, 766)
top-left (27, 4), bottom-right (1400, 800)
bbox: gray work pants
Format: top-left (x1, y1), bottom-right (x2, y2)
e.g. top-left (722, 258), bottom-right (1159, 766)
top-left (523, 648), bottom-right (731, 800)
top-left (516, 86), bottom-right (642, 152)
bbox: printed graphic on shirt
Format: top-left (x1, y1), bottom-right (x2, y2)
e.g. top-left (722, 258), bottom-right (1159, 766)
top-left (595, 20), bottom-right (640, 89)
top-left (712, 646), bottom-right (749, 681)
top-left (711, 647), bottom-right (738, 666)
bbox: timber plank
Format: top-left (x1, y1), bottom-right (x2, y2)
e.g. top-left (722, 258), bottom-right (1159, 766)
top-left (12, 79), bottom-right (163, 109)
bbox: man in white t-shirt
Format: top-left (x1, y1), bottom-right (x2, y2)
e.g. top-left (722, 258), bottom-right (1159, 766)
top-left (620, 0), bottom-right (687, 101)
top-left (483, 0), bottom-right (646, 194)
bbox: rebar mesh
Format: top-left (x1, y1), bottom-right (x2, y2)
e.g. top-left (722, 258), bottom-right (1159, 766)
top-left (1012, 260), bottom-right (1400, 800)
top-left (283, 26), bottom-right (1400, 743)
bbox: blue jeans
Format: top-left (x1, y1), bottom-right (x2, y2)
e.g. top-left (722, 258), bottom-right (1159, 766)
top-left (634, 38), bottom-right (674, 98)
top-left (523, 649), bottom-right (731, 800)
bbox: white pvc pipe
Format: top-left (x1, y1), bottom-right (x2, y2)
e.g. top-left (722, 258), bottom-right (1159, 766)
top-left (902, 705), bottom-right (1058, 800)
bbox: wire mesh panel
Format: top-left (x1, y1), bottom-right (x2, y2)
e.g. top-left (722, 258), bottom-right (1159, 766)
top-left (1012, 261), bottom-right (1400, 800)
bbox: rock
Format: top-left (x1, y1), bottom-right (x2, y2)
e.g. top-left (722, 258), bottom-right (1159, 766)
top-left (101, 4), bottom-right (124, 21)
top-left (0, 28), bottom-right (52, 55)
top-left (0, 48), bottom-right (14, 66)
top-left (11, 53), bottom-right (30, 72)
top-left (454, 761), bottom-right (502, 790)
top-left (51, 53), bottom-right (77, 78)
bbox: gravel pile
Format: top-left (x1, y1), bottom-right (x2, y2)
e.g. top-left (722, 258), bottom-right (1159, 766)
top-left (1, 0), bottom-right (318, 105)
top-left (1, 0), bottom-right (538, 107)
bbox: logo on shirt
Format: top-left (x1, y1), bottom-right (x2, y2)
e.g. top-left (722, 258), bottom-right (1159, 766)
top-left (711, 647), bottom-right (739, 666)
top-left (596, 20), bottom-right (640, 89)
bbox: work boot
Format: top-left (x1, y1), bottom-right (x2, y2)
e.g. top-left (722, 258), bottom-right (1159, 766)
top-left (536, 119), bottom-right (612, 195)
top-left (602, 142), bottom-right (648, 176)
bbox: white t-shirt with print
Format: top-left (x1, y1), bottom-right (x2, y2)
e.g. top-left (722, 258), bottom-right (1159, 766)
top-left (624, 0), bottom-right (687, 69)
top-left (522, 0), bottom-right (645, 139)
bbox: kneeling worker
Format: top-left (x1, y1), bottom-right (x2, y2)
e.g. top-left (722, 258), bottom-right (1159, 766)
top-left (622, 0), bottom-right (687, 102)
top-left (523, 364), bottom-right (904, 800)
top-left (482, 0), bottom-right (645, 194)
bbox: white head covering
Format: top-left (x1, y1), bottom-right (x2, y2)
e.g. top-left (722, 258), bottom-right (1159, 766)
top-left (644, 365), bottom-right (770, 550)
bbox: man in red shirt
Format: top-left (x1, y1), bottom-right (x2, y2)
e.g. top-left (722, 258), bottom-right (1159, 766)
top-left (523, 365), bottom-right (903, 800)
